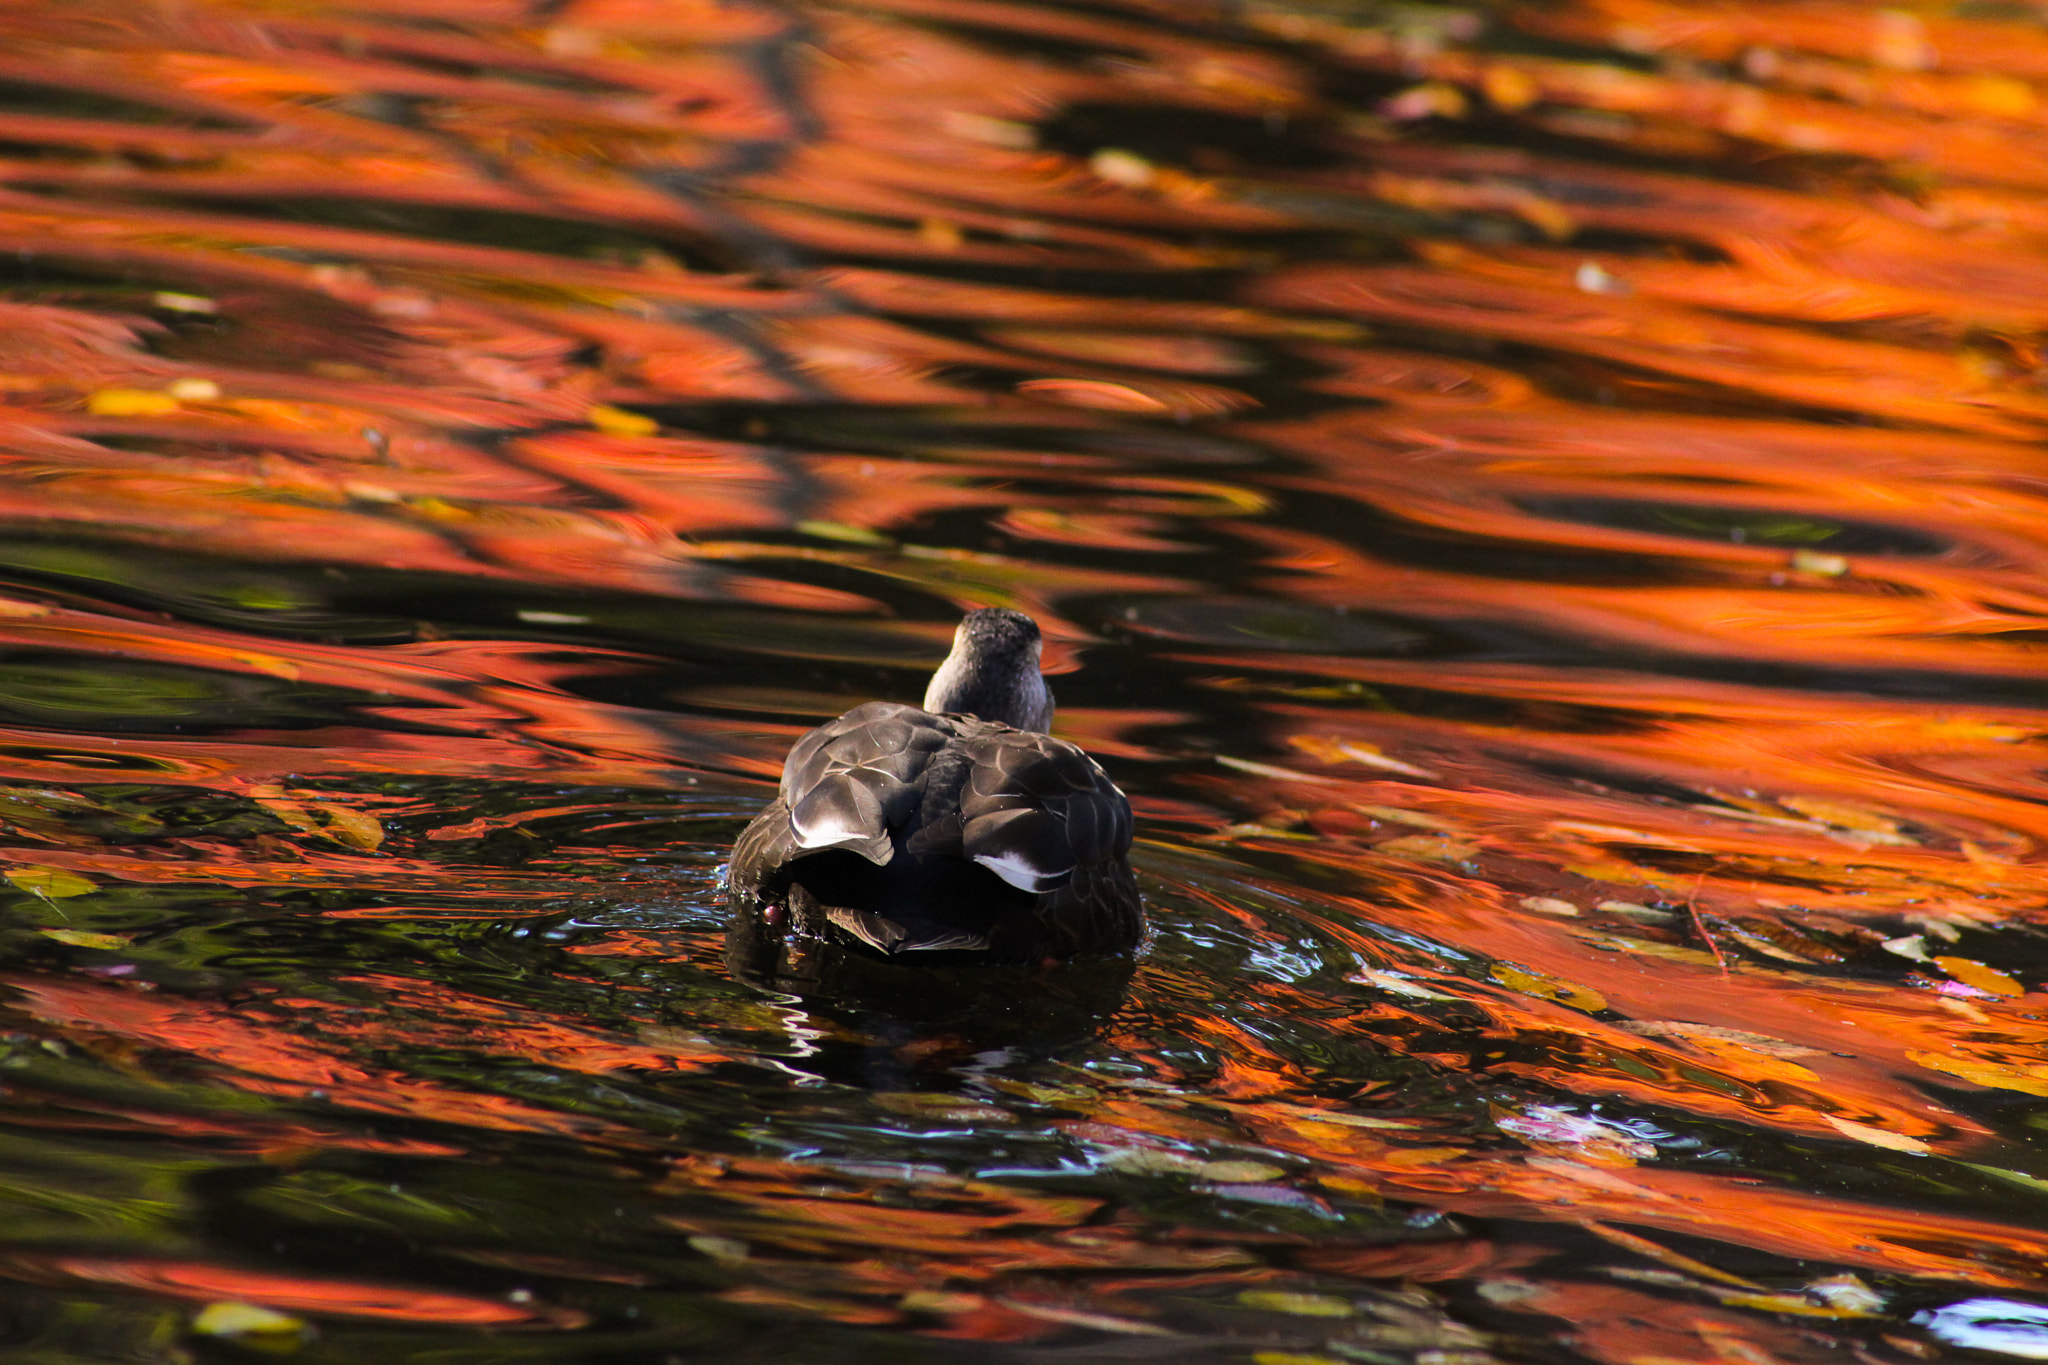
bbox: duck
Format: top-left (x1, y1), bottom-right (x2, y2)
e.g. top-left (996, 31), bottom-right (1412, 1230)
top-left (728, 608), bottom-right (1142, 962)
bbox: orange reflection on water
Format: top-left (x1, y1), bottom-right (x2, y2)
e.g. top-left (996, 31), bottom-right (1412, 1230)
top-left (0, 0), bottom-right (2047, 1359)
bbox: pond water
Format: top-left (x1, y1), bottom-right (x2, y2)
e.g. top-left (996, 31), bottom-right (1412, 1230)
top-left (0, 0), bottom-right (2047, 1361)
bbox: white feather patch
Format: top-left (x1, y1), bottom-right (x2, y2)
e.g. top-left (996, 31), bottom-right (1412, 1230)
top-left (794, 815), bottom-right (865, 849)
top-left (973, 850), bottom-right (1058, 892)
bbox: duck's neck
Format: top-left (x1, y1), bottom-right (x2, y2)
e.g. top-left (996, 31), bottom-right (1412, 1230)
top-left (923, 612), bottom-right (1054, 731)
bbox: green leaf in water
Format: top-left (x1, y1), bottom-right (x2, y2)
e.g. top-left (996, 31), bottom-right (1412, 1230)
top-left (8, 866), bottom-right (96, 898)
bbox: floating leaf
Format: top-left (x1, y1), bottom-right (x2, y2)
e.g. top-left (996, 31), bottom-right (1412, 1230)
top-left (1822, 1115), bottom-right (1931, 1155)
top-left (7, 866), bottom-right (96, 898)
top-left (191, 1300), bottom-right (311, 1349)
top-left (1909, 1050), bottom-right (2048, 1098)
top-left (314, 805), bottom-right (385, 851)
top-left (1719, 1290), bottom-right (1881, 1319)
top-left (996, 1300), bottom-right (1175, 1335)
top-left (1263, 1104), bottom-right (1416, 1131)
top-left (1100, 1146), bottom-right (1207, 1177)
top-left (1350, 968), bottom-right (1455, 1000)
top-left (872, 1093), bottom-right (1015, 1125)
top-left (85, 388), bottom-right (181, 416)
top-left (39, 928), bottom-right (127, 950)
top-left (1199, 1159), bottom-right (1287, 1183)
top-left (687, 1235), bottom-right (748, 1264)
top-left (1490, 963), bottom-right (1608, 1013)
top-left (1804, 1275), bottom-right (1886, 1314)
top-left (1238, 1290), bottom-right (1354, 1317)
top-left (1376, 833), bottom-right (1481, 863)
top-left (1619, 1021), bottom-right (1821, 1059)
top-left (1935, 956), bottom-right (2024, 998)
top-left (588, 404), bottom-right (658, 437)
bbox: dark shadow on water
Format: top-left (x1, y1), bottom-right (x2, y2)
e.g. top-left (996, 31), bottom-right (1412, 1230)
top-left (723, 899), bottom-right (1137, 1080)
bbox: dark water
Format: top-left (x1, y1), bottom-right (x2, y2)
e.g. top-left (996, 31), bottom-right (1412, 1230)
top-left (0, 0), bottom-right (2046, 1361)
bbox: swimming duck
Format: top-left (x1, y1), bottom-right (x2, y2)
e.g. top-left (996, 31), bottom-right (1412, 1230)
top-left (729, 609), bottom-right (1141, 962)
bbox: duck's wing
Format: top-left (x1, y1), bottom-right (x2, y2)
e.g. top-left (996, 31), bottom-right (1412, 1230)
top-left (778, 702), bottom-right (953, 865)
top-left (955, 725), bottom-right (1132, 894)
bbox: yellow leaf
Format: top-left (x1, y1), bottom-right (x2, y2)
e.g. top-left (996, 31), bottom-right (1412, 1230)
top-left (1790, 549), bottom-right (1848, 576)
top-left (1198, 1160), bottom-right (1286, 1183)
top-left (1491, 963), bottom-right (1607, 1013)
top-left (1719, 925), bottom-right (1816, 964)
top-left (1909, 1049), bottom-right (2048, 1097)
top-left (252, 795), bottom-right (323, 835)
top-left (1578, 932), bottom-right (1721, 967)
top-left (314, 805), bottom-right (384, 851)
top-left (7, 866), bottom-right (96, 898)
top-left (1375, 833), bottom-right (1480, 863)
top-left (1718, 1291), bottom-right (1880, 1319)
top-left (235, 653), bottom-right (301, 681)
top-left (406, 496), bottom-right (474, 522)
top-left (1566, 860), bottom-right (1657, 885)
top-left (1550, 821), bottom-right (1703, 851)
top-left (796, 520), bottom-right (891, 546)
top-left (1935, 956), bottom-right (2023, 998)
top-left (85, 388), bottom-right (180, 416)
top-left (1822, 1115), bottom-right (1931, 1154)
top-left (1100, 1147), bottom-right (1206, 1176)
top-left (1379, 1145), bottom-right (1468, 1167)
top-left (1263, 1104), bottom-right (1415, 1131)
top-left (1779, 795), bottom-right (1912, 843)
top-left (1353, 803), bottom-right (1460, 831)
top-left (688, 1234), bottom-right (749, 1264)
top-left (1286, 735), bottom-right (1437, 779)
top-left (39, 928), bottom-right (126, 950)
top-left (589, 403), bottom-right (658, 437)
top-left (1316, 1174), bottom-right (1381, 1199)
top-left (166, 377), bottom-right (220, 401)
top-left (1237, 1291), bottom-right (1353, 1317)
top-left (191, 1300), bottom-right (309, 1341)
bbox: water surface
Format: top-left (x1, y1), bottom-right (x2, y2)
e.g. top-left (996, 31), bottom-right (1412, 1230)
top-left (0, 0), bottom-right (2044, 1361)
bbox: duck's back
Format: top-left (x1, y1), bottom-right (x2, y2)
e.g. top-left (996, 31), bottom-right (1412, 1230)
top-left (730, 702), bottom-right (1139, 960)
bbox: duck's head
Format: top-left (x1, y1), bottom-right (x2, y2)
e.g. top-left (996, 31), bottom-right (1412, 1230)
top-left (922, 608), bottom-right (1054, 732)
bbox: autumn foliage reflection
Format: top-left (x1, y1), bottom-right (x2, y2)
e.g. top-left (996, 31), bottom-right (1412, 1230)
top-left (0, 0), bottom-right (2042, 1361)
